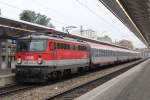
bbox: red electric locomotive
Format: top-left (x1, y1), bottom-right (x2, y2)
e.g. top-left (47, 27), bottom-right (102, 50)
top-left (16, 34), bottom-right (90, 82)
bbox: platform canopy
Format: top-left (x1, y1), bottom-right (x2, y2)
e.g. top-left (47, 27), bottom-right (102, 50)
top-left (0, 15), bottom-right (58, 39)
top-left (99, 0), bottom-right (150, 47)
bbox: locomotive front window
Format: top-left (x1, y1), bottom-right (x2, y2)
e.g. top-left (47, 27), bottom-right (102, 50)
top-left (17, 39), bottom-right (47, 52)
top-left (30, 40), bottom-right (46, 51)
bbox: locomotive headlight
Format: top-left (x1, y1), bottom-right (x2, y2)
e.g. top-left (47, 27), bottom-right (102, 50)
top-left (17, 58), bottom-right (22, 64)
top-left (37, 57), bottom-right (43, 64)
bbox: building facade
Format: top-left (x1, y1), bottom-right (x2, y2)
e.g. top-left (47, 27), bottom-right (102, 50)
top-left (97, 35), bottom-right (112, 43)
top-left (71, 29), bottom-right (98, 40)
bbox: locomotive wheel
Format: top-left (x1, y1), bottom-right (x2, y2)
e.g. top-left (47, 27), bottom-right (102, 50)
top-left (63, 69), bottom-right (71, 77)
top-left (78, 67), bottom-right (84, 73)
top-left (57, 71), bottom-right (62, 80)
top-left (84, 66), bottom-right (90, 71)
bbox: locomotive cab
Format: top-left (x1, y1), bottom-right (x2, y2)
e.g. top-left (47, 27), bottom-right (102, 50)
top-left (16, 35), bottom-right (52, 82)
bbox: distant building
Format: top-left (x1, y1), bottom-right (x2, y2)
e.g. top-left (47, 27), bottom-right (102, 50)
top-left (117, 39), bottom-right (133, 49)
top-left (97, 35), bottom-right (112, 43)
top-left (71, 28), bottom-right (97, 40)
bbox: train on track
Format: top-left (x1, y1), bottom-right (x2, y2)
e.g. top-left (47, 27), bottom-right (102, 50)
top-left (15, 33), bottom-right (141, 82)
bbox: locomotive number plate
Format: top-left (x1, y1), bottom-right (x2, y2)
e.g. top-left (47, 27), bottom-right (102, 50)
top-left (24, 61), bottom-right (35, 64)
top-left (25, 56), bottom-right (34, 60)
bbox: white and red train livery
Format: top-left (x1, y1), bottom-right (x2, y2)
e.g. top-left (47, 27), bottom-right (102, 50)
top-left (15, 34), bottom-right (141, 82)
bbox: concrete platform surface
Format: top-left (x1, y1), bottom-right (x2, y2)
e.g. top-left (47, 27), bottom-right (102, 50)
top-left (0, 69), bottom-right (12, 75)
top-left (76, 59), bottom-right (150, 100)
top-left (0, 69), bottom-right (15, 87)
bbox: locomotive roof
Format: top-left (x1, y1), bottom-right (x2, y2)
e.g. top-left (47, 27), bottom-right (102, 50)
top-left (18, 34), bottom-right (87, 45)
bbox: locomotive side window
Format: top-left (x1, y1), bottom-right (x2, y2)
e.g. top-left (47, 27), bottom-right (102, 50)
top-left (60, 43), bottom-right (64, 49)
top-left (68, 44), bottom-right (70, 49)
top-left (57, 43), bottom-right (59, 49)
top-left (54, 42), bottom-right (57, 49)
top-left (65, 44), bottom-right (70, 49)
top-left (78, 45), bottom-right (87, 51)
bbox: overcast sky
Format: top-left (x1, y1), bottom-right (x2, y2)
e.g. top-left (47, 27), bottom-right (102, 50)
top-left (0, 0), bottom-right (146, 48)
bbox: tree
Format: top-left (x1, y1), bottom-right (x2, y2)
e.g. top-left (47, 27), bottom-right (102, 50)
top-left (20, 10), bottom-right (54, 28)
top-left (118, 39), bottom-right (134, 49)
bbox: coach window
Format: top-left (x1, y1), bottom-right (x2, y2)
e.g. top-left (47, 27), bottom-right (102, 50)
top-left (102, 50), bottom-right (104, 56)
top-left (95, 49), bottom-right (97, 57)
top-left (106, 50), bottom-right (108, 56)
top-left (107, 50), bottom-right (109, 56)
top-left (108, 51), bottom-right (110, 56)
top-left (93, 49), bottom-right (96, 56)
top-left (100, 50), bottom-right (102, 56)
top-left (101, 50), bottom-right (103, 56)
top-left (105, 50), bottom-right (106, 56)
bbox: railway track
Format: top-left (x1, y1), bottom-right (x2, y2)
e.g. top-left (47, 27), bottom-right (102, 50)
top-left (0, 84), bottom-right (35, 96)
top-left (46, 59), bottom-right (145, 100)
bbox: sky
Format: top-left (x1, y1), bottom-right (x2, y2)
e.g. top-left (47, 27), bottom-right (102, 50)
top-left (0, 0), bottom-right (146, 48)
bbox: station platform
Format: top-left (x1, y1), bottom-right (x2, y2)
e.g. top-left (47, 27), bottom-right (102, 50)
top-left (76, 59), bottom-right (150, 100)
top-left (0, 69), bottom-right (15, 87)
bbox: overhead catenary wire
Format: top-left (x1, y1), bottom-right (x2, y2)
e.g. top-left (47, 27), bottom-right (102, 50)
top-left (74, 0), bottom-right (129, 35)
